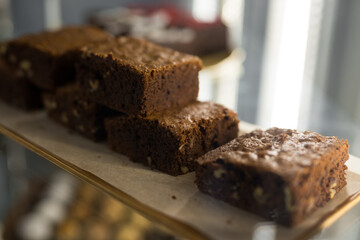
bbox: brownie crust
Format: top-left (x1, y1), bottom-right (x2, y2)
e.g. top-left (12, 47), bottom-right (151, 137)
top-left (76, 37), bottom-right (203, 116)
top-left (195, 128), bottom-right (349, 226)
top-left (43, 84), bottom-right (110, 141)
top-left (105, 101), bottom-right (239, 175)
top-left (0, 26), bottom-right (112, 90)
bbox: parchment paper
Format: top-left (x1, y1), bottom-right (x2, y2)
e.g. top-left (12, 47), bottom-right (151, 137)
top-left (0, 102), bottom-right (359, 240)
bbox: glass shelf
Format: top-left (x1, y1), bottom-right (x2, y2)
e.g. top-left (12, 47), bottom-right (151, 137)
top-left (0, 102), bottom-right (360, 240)
top-left (0, 139), bottom-right (179, 240)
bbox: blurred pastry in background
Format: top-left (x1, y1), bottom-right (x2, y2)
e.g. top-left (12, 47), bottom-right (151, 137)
top-left (88, 4), bottom-right (228, 56)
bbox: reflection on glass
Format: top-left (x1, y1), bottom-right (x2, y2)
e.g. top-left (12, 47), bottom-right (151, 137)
top-left (252, 222), bottom-right (276, 240)
top-left (0, 0), bottom-right (12, 40)
top-left (258, 0), bottom-right (320, 129)
top-left (44, 0), bottom-right (62, 30)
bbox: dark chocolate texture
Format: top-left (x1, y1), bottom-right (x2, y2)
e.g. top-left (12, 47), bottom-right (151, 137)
top-left (195, 128), bottom-right (349, 226)
top-left (0, 26), bottom-right (112, 90)
top-left (105, 101), bottom-right (239, 175)
top-left (0, 60), bottom-right (42, 110)
top-left (43, 84), bottom-right (112, 141)
top-left (76, 36), bottom-right (203, 116)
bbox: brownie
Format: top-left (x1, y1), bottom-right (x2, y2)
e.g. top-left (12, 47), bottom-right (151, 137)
top-left (43, 84), bottom-right (112, 141)
top-left (104, 101), bottom-right (239, 176)
top-left (0, 26), bottom-right (112, 90)
top-left (195, 128), bottom-right (349, 226)
top-left (0, 60), bottom-right (42, 110)
top-left (76, 36), bottom-right (203, 116)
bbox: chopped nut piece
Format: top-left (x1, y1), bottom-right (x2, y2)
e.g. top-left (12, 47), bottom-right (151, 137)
top-left (330, 189), bottom-right (336, 199)
top-left (0, 44), bottom-right (7, 55)
top-left (305, 197), bottom-right (315, 213)
top-left (44, 99), bottom-right (57, 110)
top-left (78, 125), bottom-right (85, 132)
top-left (253, 187), bottom-right (264, 204)
top-left (232, 192), bottom-right (239, 200)
top-left (60, 113), bottom-right (68, 123)
top-left (178, 143), bottom-right (186, 152)
top-left (213, 168), bottom-right (226, 179)
top-left (73, 109), bottom-right (80, 118)
top-left (181, 166), bottom-right (189, 174)
top-left (330, 182), bottom-right (337, 188)
top-left (190, 137), bottom-right (195, 148)
top-left (19, 60), bottom-right (31, 70)
top-left (89, 79), bottom-right (99, 92)
top-left (103, 71), bottom-right (110, 77)
top-left (284, 187), bottom-right (296, 212)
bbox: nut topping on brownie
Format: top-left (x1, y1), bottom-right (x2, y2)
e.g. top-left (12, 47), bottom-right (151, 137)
top-left (196, 128), bottom-right (349, 226)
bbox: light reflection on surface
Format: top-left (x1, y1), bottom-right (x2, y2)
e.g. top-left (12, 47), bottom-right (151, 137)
top-left (258, 0), bottom-right (313, 129)
top-left (252, 222), bottom-right (276, 240)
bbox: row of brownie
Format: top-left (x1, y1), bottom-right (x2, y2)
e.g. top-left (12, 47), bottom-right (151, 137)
top-left (0, 25), bottom-right (240, 176)
top-left (43, 86), bottom-right (239, 175)
top-left (71, 33), bottom-right (350, 225)
top-left (0, 26), bottom-right (350, 227)
top-left (56, 31), bottom-right (350, 228)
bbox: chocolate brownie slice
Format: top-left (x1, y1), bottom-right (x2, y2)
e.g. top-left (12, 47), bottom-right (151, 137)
top-left (0, 60), bottom-right (42, 110)
top-left (43, 84), bottom-right (112, 141)
top-left (105, 101), bottom-right (239, 175)
top-left (0, 26), bottom-right (112, 90)
top-left (195, 128), bottom-right (349, 226)
top-left (76, 36), bottom-right (203, 116)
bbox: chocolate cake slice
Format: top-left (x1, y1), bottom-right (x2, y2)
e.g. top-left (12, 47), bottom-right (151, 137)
top-left (0, 60), bottom-right (42, 110)
top-left (0, 26), bottom-right (112, 90)
top-left (76, 36), bottom-right (203, 116)
top-left (195, 128), bottom-right (349, 226)
top-left (43, 84), bottom-right (112, 141)
top-left (105, 101), bottom-right (239, 175)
